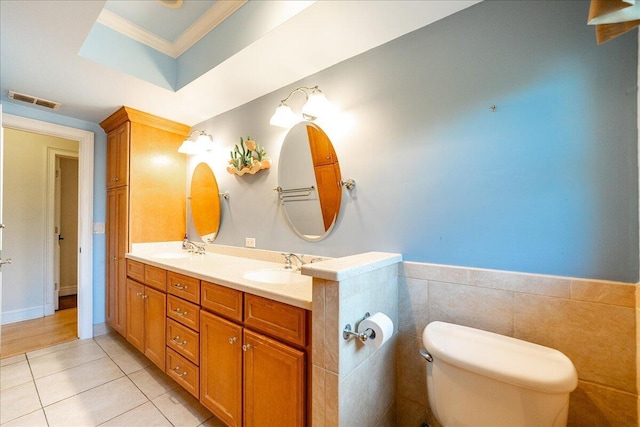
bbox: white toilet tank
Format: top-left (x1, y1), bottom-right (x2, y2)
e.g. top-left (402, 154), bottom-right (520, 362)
top-left (422, 321), bottom-right (578, 427)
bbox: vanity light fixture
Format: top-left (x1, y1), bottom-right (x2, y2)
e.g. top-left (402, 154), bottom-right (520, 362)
top-left (270, 86), bottom-right (331, 128)
top-left (178, 130), bottom-right (214, 155)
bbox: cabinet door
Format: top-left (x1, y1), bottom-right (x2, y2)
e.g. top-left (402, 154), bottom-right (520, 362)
top-left (107, 121), bottom-right (129, 189)
top-left (314, 162), bottom-right (342, 231)
top-left (107, 187), bottom-right (128, 335)
top-left (144, 286), bottom-right (166, 370)
top-left (200, 311), bottom-right (242, 427)
top-left (243, 329), bottom-right (305, 427)
top-left (126, 279), bottom-right (145, 352)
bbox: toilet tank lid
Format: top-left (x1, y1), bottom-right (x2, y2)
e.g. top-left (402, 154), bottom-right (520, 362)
top-left (423, 321), bottom-right (578, 393)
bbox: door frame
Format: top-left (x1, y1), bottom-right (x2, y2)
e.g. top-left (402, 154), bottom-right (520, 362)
top-left (48, 149), bottom-right (79, 313)
top-left (2, 113), bottom-right (94, 340)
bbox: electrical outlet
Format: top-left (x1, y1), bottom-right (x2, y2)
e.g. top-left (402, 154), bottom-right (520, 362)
top-left (245, 237), bottom-right (256, 248)
top-left (93, 223), bottom-right (105, 234)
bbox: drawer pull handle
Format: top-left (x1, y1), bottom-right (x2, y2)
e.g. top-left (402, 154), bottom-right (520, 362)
top-left (173, 308), bottom-right (188, 317)
top-left (174, 283), bottom-right (188, 290)
top-left (173, 367), bottom-right (187, 377)
top-left (136, 292), bottom-right (142, 297)
top-left (229, 337), bottom-right (237, 344)
top-left (171, 336), bottom-right (187, 346)
top-left (242, 344), bottom-right (252, 352)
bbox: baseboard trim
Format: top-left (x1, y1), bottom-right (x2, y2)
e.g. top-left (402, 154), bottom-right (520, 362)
top-left (1, 306), bottom-right (44, 325)
top-left (59, 287), bottom-right (78, 297)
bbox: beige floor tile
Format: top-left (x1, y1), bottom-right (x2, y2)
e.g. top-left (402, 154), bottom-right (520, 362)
top-left (26, 338), bottom-right (84, 359)
top-left (128, 364), bottom-right (177, 400)
top-left (153, 387), bottom-right (212, 427)
top-left (0, 381), bottom-right (42, 424)
top-left (100, 402), bottom-right (171, 427)
top-left (0, 360), bottom-right (33, 391)
top-left (36, 357), bottom-right (125, 406)
top-left (94, 333), bottom-right (131, 358)
top-left (44, 377), bottom-right (147, 426)
top-left (0, 409), bottom-right (47, 427)
top-left (28, 340), bottom-right (107, 379)
top-left (0, 354), bottom-right (26, 367)
top-left (199, 415), bottom-right (228, 427)
top-left (109, 348), bottom-right (153, 375)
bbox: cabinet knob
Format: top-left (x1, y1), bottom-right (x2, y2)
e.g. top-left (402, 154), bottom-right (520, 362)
top-left (242, 344), bottom-right (252, 352)
top-left (171, 336), bottom-right (187, 346)
top-left (229, 337), bottom-right (237, 344)
top-left (173, 367), bottom-right (187, 377)
top-left (136, 292), bottom-right (142, 297)
top-left (142, 294), bottom-right (147, 299)
top-left (174, 283), bottom-right (188, 290)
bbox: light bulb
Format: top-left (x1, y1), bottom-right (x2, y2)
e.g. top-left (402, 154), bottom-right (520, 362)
top-left (270, 104), bottom-right (300, 128)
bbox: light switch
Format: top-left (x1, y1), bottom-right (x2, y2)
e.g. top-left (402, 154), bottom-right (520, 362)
top-left (93, 223), bottom-right (105, 234)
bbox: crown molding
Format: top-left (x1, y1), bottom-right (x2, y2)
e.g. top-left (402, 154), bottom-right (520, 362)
top-left (96, 1), bottom-right (247, 59)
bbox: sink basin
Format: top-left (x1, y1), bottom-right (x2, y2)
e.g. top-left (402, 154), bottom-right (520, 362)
top-left (151, 252), bottom-right (190, 260)
top-left (243, 268), bottom-right (308, 285)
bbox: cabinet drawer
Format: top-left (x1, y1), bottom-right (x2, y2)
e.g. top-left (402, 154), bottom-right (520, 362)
top-left (201, 281), bottom-right (243, 323)
top-left (244, 294), bottom-right (308, 348)
top-left (167, 272), bottom-right (200, 304)
top-left (145, 265), bottom-right (167, 292)
top-left (167, 295), bottom-right (200, 331)
top-left (166, 347), bottom-right (199, 399)
top-left (126, 260), bottom-right (144, 283)
top-left (166, 319), bottom-right (199, 365)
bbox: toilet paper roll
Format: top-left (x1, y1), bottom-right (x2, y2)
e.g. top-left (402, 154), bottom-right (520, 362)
top-left (357, 312), bottom-right (394, 349)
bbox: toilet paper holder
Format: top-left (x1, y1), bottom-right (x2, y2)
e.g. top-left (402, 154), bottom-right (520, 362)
top-left (343, 312), bottom-right (376, 342)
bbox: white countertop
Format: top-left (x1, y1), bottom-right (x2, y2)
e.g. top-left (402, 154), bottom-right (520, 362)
top-left (126, 247), bottom-right (313, 310)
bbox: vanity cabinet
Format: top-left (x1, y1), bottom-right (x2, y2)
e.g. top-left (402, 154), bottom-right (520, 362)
top-left (125, 261), bottom-right (167, 371)
top-left (200, 282), bottom-right (308, 427)
top-left (101, 106), bottom-right (189, 336)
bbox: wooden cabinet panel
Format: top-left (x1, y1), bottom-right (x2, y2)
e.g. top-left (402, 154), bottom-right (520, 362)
top-left (243, 329), bottom-right (305, 427)
top-left (167, 319), bottom-right (199, 364)
top-left (126, 260), bottom-right (144, 283)
top-left (244, 294), bottom-right (307, 348)
top-left (167, 348), bottom-right (199, 399)
top-left (106, 122), bottom-right (129, 189)
top-left (106, 187), bottom-right (128, 335)
top-left (126, 279), bottom-right (145, 353)
top-left (201, 281), bottom-right (243, 322)
top-left (167, 295), bottom-right (200, 331)
top-left (307, 124), bottom-right (336, 166)
top-left (144, 286), bottom-right (166, 370)
top-left (200, 310), bottom-right (243, 427)
top-left (167, 272), bottom-right (200, 304)
top-left (144, 265), bottom-right (167, 292)
top-left (314, 162), bottom-right (342, 231)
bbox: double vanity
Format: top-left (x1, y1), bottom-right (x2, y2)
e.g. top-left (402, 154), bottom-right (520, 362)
top-left (124, 244), bottom-right (314, 426)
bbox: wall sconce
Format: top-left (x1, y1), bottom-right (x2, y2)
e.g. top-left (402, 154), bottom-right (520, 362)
top-left (270, 86), bottom-right (331, 128)
top-left (178, 130), bottom-right (214, 155)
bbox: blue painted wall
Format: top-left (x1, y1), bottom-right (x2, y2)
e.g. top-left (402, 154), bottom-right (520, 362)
top-left (194, 1), bottom-right (638, 282)
top-left (1, 102), bottom-right (107, 323)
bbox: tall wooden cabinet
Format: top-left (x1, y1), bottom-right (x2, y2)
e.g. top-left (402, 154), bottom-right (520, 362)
top-left (101, 107), bottom-right (189, 336)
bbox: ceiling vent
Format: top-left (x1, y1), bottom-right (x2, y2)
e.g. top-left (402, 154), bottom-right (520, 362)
top-left (8, 90), bottom-right (61, 110)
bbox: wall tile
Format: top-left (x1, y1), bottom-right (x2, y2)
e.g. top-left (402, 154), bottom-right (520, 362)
top-left (568, 380), bottom-right (638, 427)
top-left (312, 366), bottom-right (326, 427)
top-left (396, 396), bottom-right (429, 427)
top-left (325, 280), bottom-right (340, 374)
top-left (369, 264), bottom-right (400, 328)
top-left (400, 262), bottom-right (468, 284)
top-left (313, 279), bottom-right (327, 369)
top-left (468, 268), bottom-right (571, 298)
top-left (514, 294), bottom-right (636, 393)
top-left (396, 333), bottom-right (428, 406)
top-left (571, 279), bottom-right (636, 308)
top-left (375, 400), bottom-right (397, 427)
top-left (429, 281), bottom-right (514, 336)
top-left (326, 371), bottom-right (339, 427)
top-left (367, 334), bottom-right (397, 425)
top-left (398, 276), bottom-right (429, 338)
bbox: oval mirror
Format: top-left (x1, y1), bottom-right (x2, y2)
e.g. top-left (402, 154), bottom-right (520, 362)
top-left (278, 121), bottom-right (342, 241)
top-left (190, 162), bottom-right (221, 243)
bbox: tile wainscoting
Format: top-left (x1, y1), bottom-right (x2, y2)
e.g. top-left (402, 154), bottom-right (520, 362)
top-left (397, 262), bottom-right (638, 427)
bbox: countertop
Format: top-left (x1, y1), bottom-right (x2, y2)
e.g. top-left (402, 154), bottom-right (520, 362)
top-left (126, 247), bottom-right (313, 310)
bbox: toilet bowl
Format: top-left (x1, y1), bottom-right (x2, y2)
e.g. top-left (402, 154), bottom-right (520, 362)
top-left (422, 321), bottom-right (578, 427)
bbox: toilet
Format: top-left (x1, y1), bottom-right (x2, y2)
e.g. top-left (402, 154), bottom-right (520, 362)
top-left (422, 321), bottom-right (578, 427)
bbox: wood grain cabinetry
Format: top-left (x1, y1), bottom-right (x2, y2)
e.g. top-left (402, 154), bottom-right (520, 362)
top-left (102, 106), bottom-right (189, 336)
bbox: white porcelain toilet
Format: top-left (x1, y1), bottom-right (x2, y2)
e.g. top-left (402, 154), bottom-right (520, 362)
top-left (422, 321), bottom-right (578, 427)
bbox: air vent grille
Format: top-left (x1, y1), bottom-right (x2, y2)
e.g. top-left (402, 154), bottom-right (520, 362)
top-left (8, 90), bottom-right (60, 110)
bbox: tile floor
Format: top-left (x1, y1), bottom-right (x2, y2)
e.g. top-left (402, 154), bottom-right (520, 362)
top-left (0, 332), bottom-right (225, 427)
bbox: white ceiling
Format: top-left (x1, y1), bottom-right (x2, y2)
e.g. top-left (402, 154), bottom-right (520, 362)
top-left (0, 0), bottom-right (480, 127)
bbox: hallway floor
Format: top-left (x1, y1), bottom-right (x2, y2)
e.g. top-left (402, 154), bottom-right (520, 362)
top-left (0, 332), bottom-right (224, 427)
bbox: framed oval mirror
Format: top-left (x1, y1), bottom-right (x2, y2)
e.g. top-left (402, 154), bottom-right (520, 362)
top-left (278, 121), bottom-right (342, 241)
top-left (190, 162), bottom-right (221, 243)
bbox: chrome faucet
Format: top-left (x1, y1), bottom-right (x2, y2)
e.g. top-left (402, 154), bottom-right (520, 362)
top-left (184, 240), bottom-right (206, 255)
top-left (281, 252), bottom-right (304, 270)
